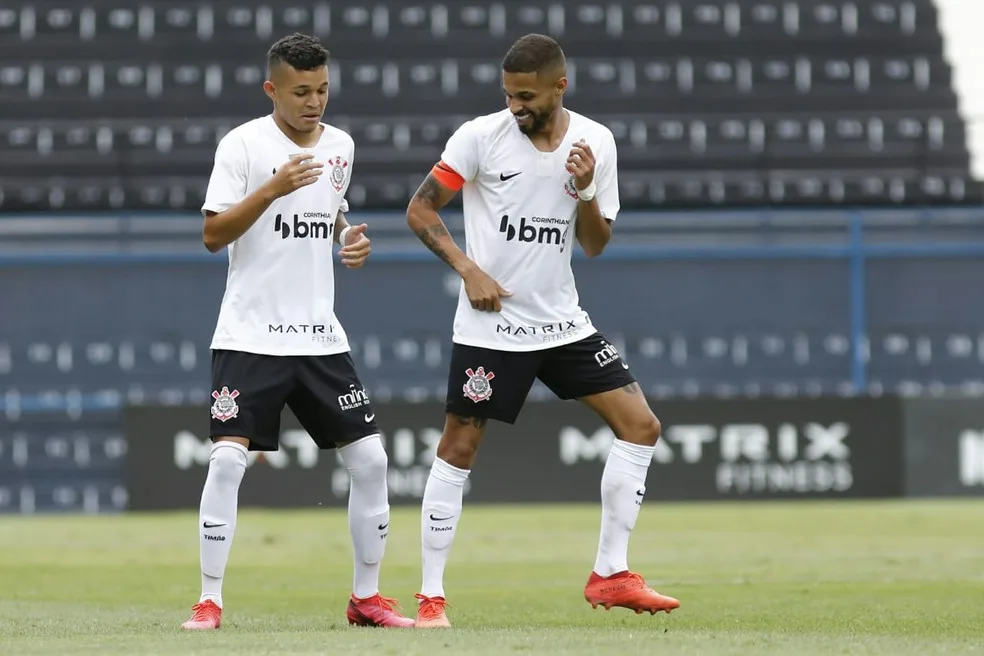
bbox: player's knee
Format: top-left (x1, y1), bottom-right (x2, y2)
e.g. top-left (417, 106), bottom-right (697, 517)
top-left (342, 435), bottom-right (388, 481)
top-left (209, 441), bottom-right (248, 484)
top-left (642, 414), bottom-right (662, 445)
top-left (643, 414), bottom-right (662, 445)
top-left (622, 413), bottom-right (661, 447)
top-left (436, 432), bottom-right (481, 470)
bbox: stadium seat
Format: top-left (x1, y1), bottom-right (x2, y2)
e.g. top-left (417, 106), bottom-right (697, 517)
top-left (0, 0), bottom-right (977, 209)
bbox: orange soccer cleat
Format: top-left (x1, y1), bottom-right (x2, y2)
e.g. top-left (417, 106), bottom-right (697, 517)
top-left (346, 594), bottom-right (416, 628)
top-left (414, 593), bottom-right (451, 628)
top-left (180, 600), bottom-right (222, 630)
top-left (584, 571), bottom-right (680, 615)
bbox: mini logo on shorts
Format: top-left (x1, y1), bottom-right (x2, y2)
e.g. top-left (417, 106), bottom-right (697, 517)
top-left (594, 341), bottom-right (622, 368)
top-left (328, 156), bottom-right (349, 192)
top-left (210, 386), bottom-right (240, 422)
top-left (463, 366), bottom-right (495, 403)
top-left (338, 384), bottom-right (370, 411)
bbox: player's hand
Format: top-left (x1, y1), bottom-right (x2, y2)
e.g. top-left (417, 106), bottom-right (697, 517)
top-left (566, 140), bottom-right (596, 191)
top-left (268, 153), bottom-right (323, 198)
top-left (339, 223), bottom-right (371, 269)
top-left (462, 266), bottom-right (511, 312)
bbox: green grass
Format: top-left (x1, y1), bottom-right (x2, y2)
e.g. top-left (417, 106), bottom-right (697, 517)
top-left (1, 500), bottom-right (983, 654)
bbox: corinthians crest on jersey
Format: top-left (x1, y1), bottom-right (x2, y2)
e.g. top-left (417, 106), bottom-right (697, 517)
top-left (328, 156), bottom-right (349, 192)
top-left (462, 366), bottom-right (495, 402)
top-left (563, 174), bottom-right (578, 199)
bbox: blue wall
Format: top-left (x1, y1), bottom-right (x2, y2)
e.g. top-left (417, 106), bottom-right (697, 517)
top-left (2, 208), bottom-right (984, 412)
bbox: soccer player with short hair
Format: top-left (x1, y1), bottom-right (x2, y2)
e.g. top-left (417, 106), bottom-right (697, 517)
top-left (405, 33), bottom-right (681, 628)
top-left (180, 33), bottom-right (413, 631)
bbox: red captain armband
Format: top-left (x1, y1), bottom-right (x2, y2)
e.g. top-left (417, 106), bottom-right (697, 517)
top-left (431, 161), bottom-right (466, 191)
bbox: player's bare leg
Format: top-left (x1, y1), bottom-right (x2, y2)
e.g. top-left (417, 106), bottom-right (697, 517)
top-left (181, 435), bottom-right (249, 630)
top-left (416, 414), bottom-right (488, 628)
top-left (579, 384), bottom-right (680, 615)
top-left (338, 435), bottom-right (415, 628)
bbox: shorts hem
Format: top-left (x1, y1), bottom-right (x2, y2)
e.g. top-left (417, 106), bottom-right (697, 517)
top-left (445, 401), bottom-right (520, 425)
top-left (554, 375), bottom-right (637, 401)
top-left (207, 430), bottom-right (279, 452)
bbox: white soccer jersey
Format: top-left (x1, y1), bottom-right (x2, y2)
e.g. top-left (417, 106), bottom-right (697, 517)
top-left (440, 108), bottom-right (620, 351)
top-left (202, 115), bottom-right (354, 356)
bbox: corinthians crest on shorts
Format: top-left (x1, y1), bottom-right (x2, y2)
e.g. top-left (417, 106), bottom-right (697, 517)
top-left (211, 386), bottom-right (240, 422)
top-left (462, 366), bottom-right (495, 402)
top-left (328, 156), bottom-right (349, 192)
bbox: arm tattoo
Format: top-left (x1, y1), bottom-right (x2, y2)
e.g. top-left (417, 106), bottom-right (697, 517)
top-left (453, 415), bottom-right (488, 428)
top-left (412, 174), bottom-right (458, 268)
top-left (413, 174), bottom-right (444, 205)
top-left (415, 224), bottom-right (455, 268)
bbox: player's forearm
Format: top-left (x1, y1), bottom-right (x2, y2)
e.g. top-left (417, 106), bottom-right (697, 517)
top-left (407, 200), bottom-right (475, 275)
top-left (203, 184), bottom-right (278, 252)
top-left (333, 211), bottom-right (350, 245)
top-left (575, 200), bottom-right (613, 258)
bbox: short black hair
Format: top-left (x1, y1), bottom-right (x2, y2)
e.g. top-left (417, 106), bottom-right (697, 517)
top-left (502, 33), bottom-right (566, 74)
top-left (267, 33), bottom-right (330, 72)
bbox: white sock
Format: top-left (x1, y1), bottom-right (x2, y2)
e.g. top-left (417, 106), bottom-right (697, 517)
top-left (593, 439), bottom-right (655, 578)
top-left (338, 434), bottom-right (390, 600)
top-left (420, 457), bottom-right (469, 598)
top-left (199, 441), bottom-right (248, 608)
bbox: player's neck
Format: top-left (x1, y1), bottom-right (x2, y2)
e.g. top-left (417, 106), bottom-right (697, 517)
top-left (527, 108), bottom-right (570, 152)
top-left (271, 112), bottom-right (323, 148)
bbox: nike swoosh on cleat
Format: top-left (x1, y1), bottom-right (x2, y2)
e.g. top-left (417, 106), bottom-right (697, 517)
top-left (203, 521), bottom-right (226, 528)
top-left (429, 513), bottom-right (454, 521)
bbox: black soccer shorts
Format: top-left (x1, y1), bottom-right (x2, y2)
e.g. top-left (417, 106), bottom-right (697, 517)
top-left (208, 349), bottom-right (380, 451)
top-left (445, 331), bottom-right (636, 424)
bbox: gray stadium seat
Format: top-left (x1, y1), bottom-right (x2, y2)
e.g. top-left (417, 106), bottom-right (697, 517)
top-left (0, 0), bottom-right (977, 210)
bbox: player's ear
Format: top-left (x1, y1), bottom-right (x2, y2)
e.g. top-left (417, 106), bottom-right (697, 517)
top-left (262, 80), bottom-right (276, 101)
top-left (555, 76), bottom-right (567, 97)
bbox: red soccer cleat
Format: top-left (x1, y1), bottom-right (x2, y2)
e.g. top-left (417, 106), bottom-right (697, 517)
top-left (180, 600), bottom-right (222, 630)
top-left (414, 593), bottom-right (451, 628)
top-left (584, 571), bottom-right (680, 615)
top-left (346, 594), bottom-right (416, 628)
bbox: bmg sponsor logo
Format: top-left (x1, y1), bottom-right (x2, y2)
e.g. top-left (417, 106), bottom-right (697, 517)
top-left (498, 214), bottom-right (570, 250)
top-left (274, 212), bottom-right (334, 240)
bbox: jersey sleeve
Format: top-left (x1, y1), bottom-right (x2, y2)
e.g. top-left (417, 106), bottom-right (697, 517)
top-left (594, 131), bottom-right (620, 222)
top-left (201, 133), bottom-right (248, 216)
top-left (434, 119), bottom-right (481, 190)
top-left (338, 137), bottom-right (355, 214)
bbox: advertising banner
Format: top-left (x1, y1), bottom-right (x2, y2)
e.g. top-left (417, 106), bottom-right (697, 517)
top-left (123, 396), bottom-right (905, 509)
top-left (901, 398), bottom-right (984, 497)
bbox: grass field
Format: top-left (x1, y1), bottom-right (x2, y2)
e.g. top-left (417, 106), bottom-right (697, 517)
top-left (0, 500), bottom-right (982, 655)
